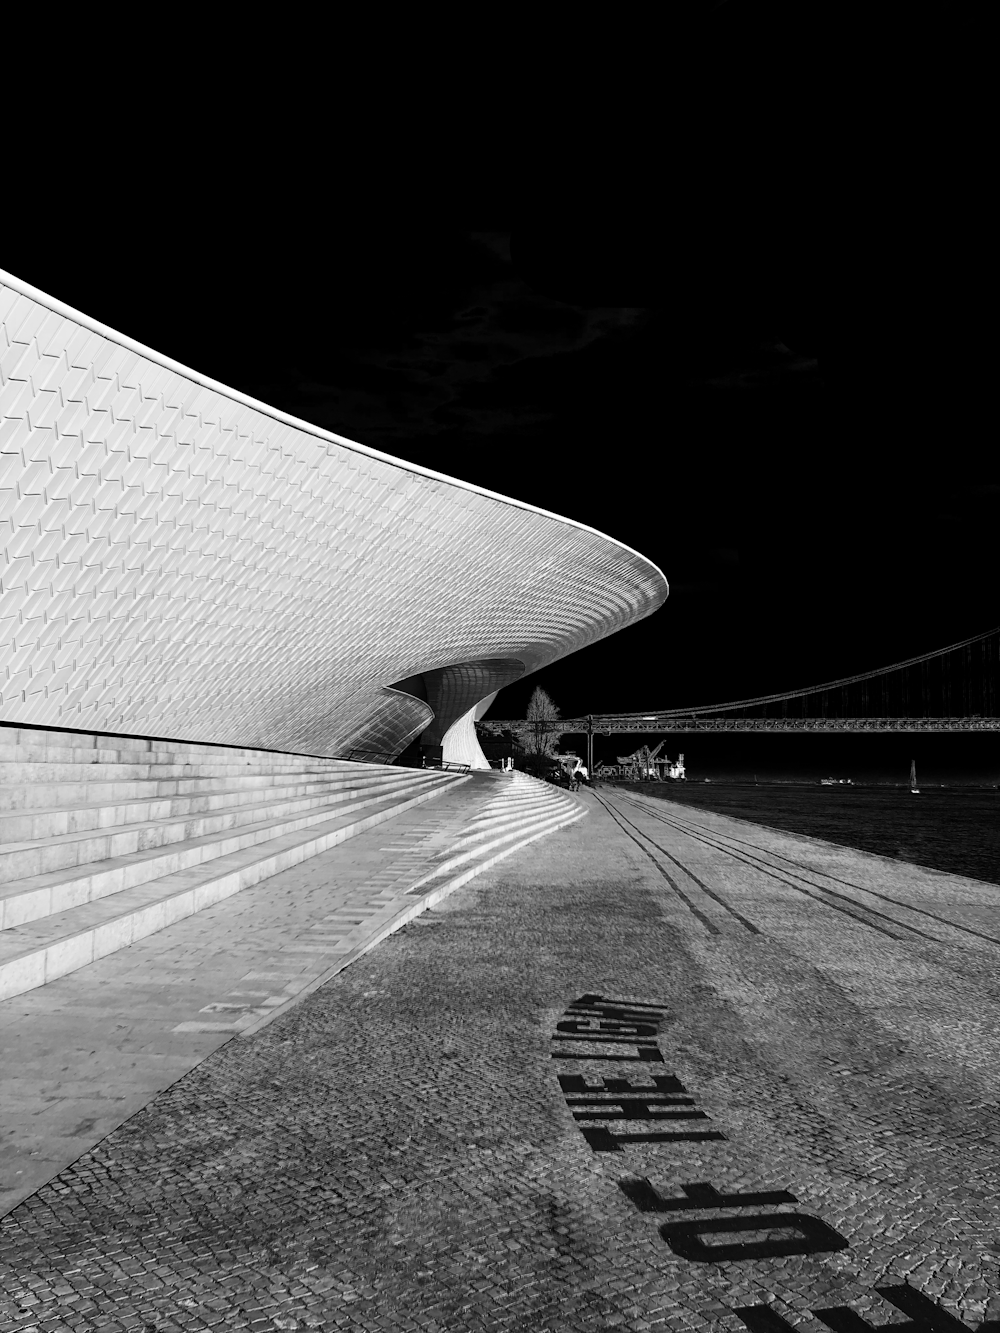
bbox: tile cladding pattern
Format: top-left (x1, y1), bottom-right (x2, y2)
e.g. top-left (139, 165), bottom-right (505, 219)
top-left (0, 271), bottom-right (667, 761)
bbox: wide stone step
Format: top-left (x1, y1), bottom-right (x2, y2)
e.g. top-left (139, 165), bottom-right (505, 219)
top-left (451, 796), bottom-right (579, 846)
top-left (0, 757), bottom-right (362, 783)
top-left (0, 738), bottom-right (353, 766)
top-left (460, 801), bottom-right (573, 838)
top-left (0, 775), bottom-right (469, 1000)
top-left (0, 771), bottom-right (459, 929)
top-left (459, 800), bottom-right (582, 853)
top-left (0, 743), bottom-right (298, 769)
top-left (0, 770), bottom-right (430, 845)
top-left (467, 789), bottom-right (572, 817)
top-left (0, 767), bottom-right (425, 812)
top-left (405, 801), bottom-right (586, 894)
top-left (0, 732), bottom-right (388, 779)
top-left (466, 788), bottom-right (575, 816)
top-left (0, 728), bottom-right (348, 763)
top-left (0, 772), bottom-right (449, 887)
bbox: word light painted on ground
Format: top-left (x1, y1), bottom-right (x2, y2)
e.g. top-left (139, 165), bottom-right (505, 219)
top-left (551, 993), bottom-right (667, 1065)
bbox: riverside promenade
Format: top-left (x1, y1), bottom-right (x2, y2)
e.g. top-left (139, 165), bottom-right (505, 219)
top-left (2, 785), bottom-right (1000, 1331)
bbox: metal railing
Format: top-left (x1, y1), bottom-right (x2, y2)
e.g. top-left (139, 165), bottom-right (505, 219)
top-left (335, 748), bottom-right (473, 772)
top-left (336, 748), bottom-right (398, 764)
top-left (421, 757), bottom-right (472, 773)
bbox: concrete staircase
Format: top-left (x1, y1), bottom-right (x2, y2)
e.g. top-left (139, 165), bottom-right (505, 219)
top-left (404, 769), bottom-right (586, 897)
top-left (0, 726), bottom-right (464, 1001)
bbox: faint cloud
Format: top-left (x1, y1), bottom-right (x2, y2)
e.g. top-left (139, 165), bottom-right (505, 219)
top-left (325, 234), bottom-right (655, 443)
top-left (711, 547), bottom-right (740, 567)
top-left (700, 341), bottom-right (820, 389)
top-left (469, 232), bottom-right (512, 263)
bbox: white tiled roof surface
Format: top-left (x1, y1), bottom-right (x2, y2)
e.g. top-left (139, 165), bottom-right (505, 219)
top-left (0, 269), bottom-right (668, 759)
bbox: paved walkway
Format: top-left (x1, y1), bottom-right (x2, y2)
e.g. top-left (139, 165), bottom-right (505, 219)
top-left (1, 786), bottom-right (999, 1330)
top-left (0, 774), bottom-right (513, 1220)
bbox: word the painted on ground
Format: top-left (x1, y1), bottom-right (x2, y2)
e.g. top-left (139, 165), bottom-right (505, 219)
top-left (734, 1284), bottom-right (1000, 1331)
top-left (556, 998), bottom-right (992, 1317)
top-left (552, 994), bottom-right (727, 1150)
top-left (618, 1176), bottom-right (848, 1263)
top-left (558, 1075), bottom-right (726, 1151)
top-left (554, 994), bottom-right (848, 1265)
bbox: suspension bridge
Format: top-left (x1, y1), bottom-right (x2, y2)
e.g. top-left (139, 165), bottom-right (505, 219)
top-left (477, 627), bottom-right (1000, 770)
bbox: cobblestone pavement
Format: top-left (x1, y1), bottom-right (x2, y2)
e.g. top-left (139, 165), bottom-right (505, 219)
top-left (0, 775), bottom-right (521, 1220)
top-left (2, 785), bottom-right (1000, 1330)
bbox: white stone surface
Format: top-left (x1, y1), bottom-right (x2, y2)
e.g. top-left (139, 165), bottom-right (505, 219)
top-left (0, 269), bottom-right (667, 763)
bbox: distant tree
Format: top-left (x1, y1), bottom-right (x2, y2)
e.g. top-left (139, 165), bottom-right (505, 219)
top-left (518, 686), bottom-right (565, 757)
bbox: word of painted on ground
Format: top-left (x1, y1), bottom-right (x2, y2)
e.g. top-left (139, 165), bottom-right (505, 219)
top-left (552, 994), bottom-right (849, 1266)
top-left (618, 1177), bottom-right (848, 1263)
top-left (734, 1283), bottom-right (1000, 1330)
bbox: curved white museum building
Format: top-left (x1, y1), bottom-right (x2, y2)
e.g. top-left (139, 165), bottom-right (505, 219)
top-left (0, 268), bottom-right (668, 770)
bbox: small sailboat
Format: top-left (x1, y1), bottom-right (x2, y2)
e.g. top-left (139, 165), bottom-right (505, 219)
top-left (910, 760), bottom-right (919, 794)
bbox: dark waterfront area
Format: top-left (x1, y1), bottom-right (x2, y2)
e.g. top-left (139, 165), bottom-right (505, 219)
top-left (615, 780), bottom-right (1000, 887)
top-left (590, 732), bottom-right (1000, 787)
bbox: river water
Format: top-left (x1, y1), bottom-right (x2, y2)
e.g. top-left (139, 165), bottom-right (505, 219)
top-left (614, 781), bottom-right (1000, 886)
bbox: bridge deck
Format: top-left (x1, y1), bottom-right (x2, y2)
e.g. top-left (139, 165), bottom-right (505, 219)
top-left (481, 627), bottom-right (1000, 737)
top-left (480, 716), bottom-right (1000, 734)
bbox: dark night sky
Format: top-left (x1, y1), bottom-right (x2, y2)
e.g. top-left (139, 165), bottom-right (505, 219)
top-left (4, 5), bottom-right (993, 725)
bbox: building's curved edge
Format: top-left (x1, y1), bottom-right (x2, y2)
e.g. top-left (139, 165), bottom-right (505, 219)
top-left (0, 268), bottom-right (669, 764)
top-left (0, 268), bottom-right (669, 602)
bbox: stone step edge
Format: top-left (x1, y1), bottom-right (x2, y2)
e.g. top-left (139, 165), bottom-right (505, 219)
top-left (0, 772), bottom-right (462, 930)
top-left (465, 791), bottom-right (579, 822)
top-left (461, 800), bottom-right (565, 833)
top-left (0, 769), bottom-right (440, 833)
top-left (0, 768), bottom-right (437, 809)
top-left (0, 771), bottom-right (448, 859)
top-left (0, 761), bottom-right (384, 785)
top-left (466, 799), bottom-right (584, 831)
top-left (468, 791), bottom-right (574, 819)
top-left (0, 744), bottom-right (370, 768)
top-left (0, 730), bottom-right (374, 763)
top-left (0, 746), bottom-right (378, 778)
top-left (0, 777), bottom-right (456, 906)
top-left (0, 776), bottom-right (472, 1001)
top-left (404, 806), bottom-right (584, 895)
top-left (450, 798), bottom-right (582, 847)
top-left (232, 805), bottom-right (588, 1040)
top-left (476, 786), bottom-right (571, 807)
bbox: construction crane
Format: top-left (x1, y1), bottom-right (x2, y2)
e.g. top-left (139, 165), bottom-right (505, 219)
top-left (646, 739), bottom-right (667, 775)
top-left (611, 740), bottom-right (687, 782)
top-left (616, 739), bottom-right (667, 781)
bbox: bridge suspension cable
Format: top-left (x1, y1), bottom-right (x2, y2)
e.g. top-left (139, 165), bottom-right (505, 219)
top-left (477, 626), bottom-right (1000, 737)
top-left (643, 626), bottom-right (1000, 717)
